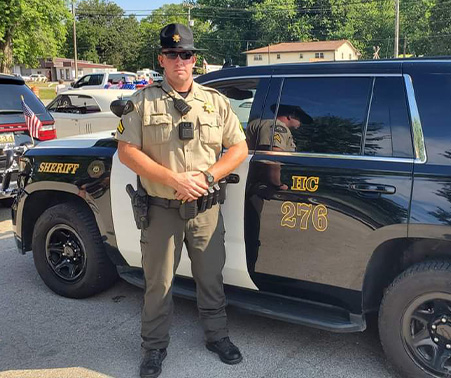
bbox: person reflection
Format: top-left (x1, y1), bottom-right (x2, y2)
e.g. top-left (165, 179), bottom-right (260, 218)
top-left (245, 104), bottom-right (312, 273)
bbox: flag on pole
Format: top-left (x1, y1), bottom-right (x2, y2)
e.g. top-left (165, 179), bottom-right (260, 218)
top-left (21, 96), bottom-right (41, 139)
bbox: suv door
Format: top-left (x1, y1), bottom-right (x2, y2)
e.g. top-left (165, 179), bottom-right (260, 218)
top-left (245, 75), bottom-right (414, 313)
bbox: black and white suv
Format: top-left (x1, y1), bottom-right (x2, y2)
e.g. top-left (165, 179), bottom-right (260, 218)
top-left (11, 59), bottom-right (451, 377)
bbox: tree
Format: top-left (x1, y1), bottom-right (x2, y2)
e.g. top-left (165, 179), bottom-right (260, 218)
top-left (137, 4), bottom-right (210, 70)
top-left (0, 0), bottom-right (70, 73)
top-left (65, 0), bottom-right (141, 71)
top-left (429, 0), bottom-right (451, 55)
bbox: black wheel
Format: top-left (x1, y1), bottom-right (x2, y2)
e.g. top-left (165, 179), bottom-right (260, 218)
top-left (32, 202), bottom-right (117, 298)
top-left (379, 261), bottom-right (451, 378)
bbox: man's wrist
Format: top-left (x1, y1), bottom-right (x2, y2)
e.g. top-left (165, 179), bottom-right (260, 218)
top-left (201, 170), bottom-right (215, 186)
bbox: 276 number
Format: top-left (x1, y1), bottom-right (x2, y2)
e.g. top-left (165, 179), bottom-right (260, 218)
top-left (280, 201), bottom-right (328, 232)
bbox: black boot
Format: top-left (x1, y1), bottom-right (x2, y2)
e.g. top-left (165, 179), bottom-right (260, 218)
top-left (206, 337), bottom-right (243, 365)
top-left (140, 348), bottom-right (167, 378)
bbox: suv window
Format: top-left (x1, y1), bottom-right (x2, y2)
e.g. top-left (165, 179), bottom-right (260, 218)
top-left (364, 77), bottom-right (413, 158)
top-left (275, 77), bottom-right (372, 154)
top-left (410, 73), bottom-right (451, 164)
top-left (48, 94), bottom-right (101, 114)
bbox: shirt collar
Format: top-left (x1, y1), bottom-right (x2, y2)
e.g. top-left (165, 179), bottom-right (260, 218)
top-left (161, 77), bottom-right (200, 103)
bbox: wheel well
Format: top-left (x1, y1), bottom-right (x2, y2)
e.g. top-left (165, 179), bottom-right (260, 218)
top-left (363, 237), bottom-right (451, 313)
top-left (22, 191), bottom-right (93, 252)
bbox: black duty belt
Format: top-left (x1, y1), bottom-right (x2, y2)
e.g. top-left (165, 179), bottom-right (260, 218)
top-left (148, 197), bottom-right (183, 209)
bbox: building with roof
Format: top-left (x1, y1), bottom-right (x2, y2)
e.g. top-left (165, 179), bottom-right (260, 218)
top-left (243, 40), bottom-right (360, 66)
top-left (13, 58), bottom-right (117, 82)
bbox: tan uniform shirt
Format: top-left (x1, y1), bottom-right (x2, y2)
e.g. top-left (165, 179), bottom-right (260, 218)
top-left (246, 118), bottom-right (295, 152)
top-left (115, 78), bottom-right (245, 199)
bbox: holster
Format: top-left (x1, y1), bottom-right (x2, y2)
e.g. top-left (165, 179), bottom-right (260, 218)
top-left (126, 181), bottom-right (150, 229)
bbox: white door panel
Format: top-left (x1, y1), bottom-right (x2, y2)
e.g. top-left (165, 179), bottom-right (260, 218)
top-left (111, 151), bottom-right (257, 290)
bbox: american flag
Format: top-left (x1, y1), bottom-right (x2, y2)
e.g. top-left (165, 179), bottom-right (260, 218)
top-left (21, 97), bottom-right (42, 139)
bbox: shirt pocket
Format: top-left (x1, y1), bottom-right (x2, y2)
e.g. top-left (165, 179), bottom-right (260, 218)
top-left (143, 114), bottom-right (173, 144)
top-left (198, 113), bottom-right (222, 145)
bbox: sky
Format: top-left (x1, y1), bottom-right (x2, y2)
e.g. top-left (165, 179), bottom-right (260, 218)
top-left (111, 0), bottom-right (183, 13)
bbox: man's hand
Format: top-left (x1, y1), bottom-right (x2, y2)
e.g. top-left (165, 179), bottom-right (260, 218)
top-left (174, 171), bottom-right (208, 202)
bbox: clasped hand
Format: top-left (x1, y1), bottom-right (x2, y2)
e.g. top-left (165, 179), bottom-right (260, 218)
top-left (174, 171), bottom-right (209, 202)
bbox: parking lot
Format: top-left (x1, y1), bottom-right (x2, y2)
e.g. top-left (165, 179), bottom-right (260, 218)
top-left (0, 205), bottom-right (400, 378)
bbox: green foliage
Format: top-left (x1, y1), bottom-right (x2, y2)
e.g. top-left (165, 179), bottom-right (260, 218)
top-left (429, 0), bottom-right (451, 55)
top-left (64, 0), bottom-right (141, 71)
top-left (0, 0), bottom-right (70, 72)
top-left (2, 0), bottom-right (451, 74)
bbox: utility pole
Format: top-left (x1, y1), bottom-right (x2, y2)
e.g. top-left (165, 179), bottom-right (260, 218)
top-left (72, 0), bottom-right (78, 79)
top-left (184, 1), bottom-right (194, 27)
top-left (394, 0), bottom-right (400, 58)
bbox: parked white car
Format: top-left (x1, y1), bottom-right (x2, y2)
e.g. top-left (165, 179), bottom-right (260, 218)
top-left (70, 72), bottom-right (137, 90)
top-left (46, 89), bottom-right (135, 138)
top-left (29, 74), bottom-right (48, 82)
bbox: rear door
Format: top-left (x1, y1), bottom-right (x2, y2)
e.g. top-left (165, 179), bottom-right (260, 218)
top-left (245, 74), bottom-right (414, 313)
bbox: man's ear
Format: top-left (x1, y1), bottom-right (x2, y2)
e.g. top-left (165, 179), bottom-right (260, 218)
top-left (158, 54), bottom-right (164, 68)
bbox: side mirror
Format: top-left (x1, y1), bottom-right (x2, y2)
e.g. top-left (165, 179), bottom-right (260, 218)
top-left (110, 99), bottom-right (128, 117)
top-left (70, 82), bottom-right (75, 88)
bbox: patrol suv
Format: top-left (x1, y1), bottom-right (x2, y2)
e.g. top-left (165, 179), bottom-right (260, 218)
top-left (10, 59), bottom-right (451, 378)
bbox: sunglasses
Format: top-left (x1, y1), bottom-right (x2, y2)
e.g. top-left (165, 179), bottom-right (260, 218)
top-left (162, 51), bottom-right (194, 60)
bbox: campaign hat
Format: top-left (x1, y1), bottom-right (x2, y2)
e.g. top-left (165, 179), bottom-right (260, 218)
top-left (160, 23), bottom-right (203, 51)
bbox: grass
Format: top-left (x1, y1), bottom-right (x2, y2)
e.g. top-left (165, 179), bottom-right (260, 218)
top-left (26, 82), bottom-right (57, 100)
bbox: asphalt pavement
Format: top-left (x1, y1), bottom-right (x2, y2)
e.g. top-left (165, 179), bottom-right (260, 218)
top-left (0, 204), bottom-right (401, 378)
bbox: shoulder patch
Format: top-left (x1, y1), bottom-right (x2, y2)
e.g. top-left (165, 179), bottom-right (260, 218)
top-left (275, 125), bottom-right (287, 133)
top-left (117, 119), bottom-right (125, 134)
top-left (123, 100), bottom-right (135, 115)
top-left (273, 133), bottom-right (282, 144)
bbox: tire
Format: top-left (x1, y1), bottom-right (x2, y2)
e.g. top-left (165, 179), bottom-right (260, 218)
top-left (379, 261), bottom-right (451, 378)
top-left (32, 202), bottom-right (117, 298)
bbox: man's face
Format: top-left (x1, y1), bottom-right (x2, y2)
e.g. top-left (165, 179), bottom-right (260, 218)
top-left (158, 50), bottom-right (196, 85)
top-left (287, 115), bottom-right (301, 129)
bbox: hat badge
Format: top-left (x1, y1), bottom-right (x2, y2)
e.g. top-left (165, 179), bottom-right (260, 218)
top-left (172, 34), bottom-right (181, 43)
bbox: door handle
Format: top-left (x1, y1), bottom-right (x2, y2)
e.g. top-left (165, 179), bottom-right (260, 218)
top-left (225, 174), bottom-right (240, 184)
top-left (350, 183), bottom-right (396, 195)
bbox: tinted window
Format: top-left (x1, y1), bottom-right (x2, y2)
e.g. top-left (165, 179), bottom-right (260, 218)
top-left (89, 74), bottom-right (103, 86)
top-left (411, 73), bottom-right (451, 164)
top-left (365, 77), bottom-right (413, 158)
top-left (0, 83), bottom-right (51, 125)
top-left (275, 77), bottom-right (371, 154)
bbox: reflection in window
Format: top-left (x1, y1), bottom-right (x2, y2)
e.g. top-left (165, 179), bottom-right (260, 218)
top-left (276, 77), bottom-right (372, 155)
top-left (208, 79), bottom-right (261, 131)
top-left (365, 77), bottom-right (412, 157)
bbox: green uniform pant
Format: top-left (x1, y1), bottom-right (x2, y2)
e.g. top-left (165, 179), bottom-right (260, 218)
top-left (140, 203), bottom-right (228, 350)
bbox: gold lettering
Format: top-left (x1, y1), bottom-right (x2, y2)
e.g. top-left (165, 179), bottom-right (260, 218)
top-left (70, 164), bottom-right (80, 174)
top-left (38, 163), bottom-right (45, 172)
top-left (306, 177), bottom-right (319, 192)
top-left (291, 176), bottom-right (319, 192)
top-left (55, 163), bottom-right (64, 173)
top-left (291, 176), bottom-right (306, 191)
